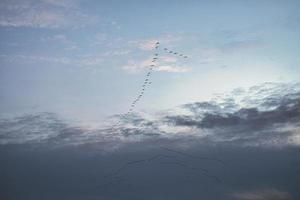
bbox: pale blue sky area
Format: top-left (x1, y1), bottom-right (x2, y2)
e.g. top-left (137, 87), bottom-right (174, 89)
top-left (0, 0), bottom-right (300, 124)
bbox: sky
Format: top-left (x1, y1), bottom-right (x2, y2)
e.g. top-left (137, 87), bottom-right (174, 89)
top-left (0, 0), bottom-right (300, 200)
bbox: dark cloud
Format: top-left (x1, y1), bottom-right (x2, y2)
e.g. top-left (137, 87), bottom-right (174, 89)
top-left (164, 82), bottom-right (300, 147)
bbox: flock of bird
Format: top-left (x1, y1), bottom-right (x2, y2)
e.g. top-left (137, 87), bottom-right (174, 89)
top-left (103, 42), bottom-right (225, 189)
top-left (100, 147), bottom-right (225, 189)
top-left (113, 41), bottom-right (189, 129)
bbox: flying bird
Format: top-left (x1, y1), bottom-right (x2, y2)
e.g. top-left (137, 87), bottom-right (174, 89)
top-left (113, 42), bottom-right (189, 126)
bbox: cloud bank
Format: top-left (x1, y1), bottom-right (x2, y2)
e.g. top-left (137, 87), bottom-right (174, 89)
top-left (1, 82), bottom-right (299, 149)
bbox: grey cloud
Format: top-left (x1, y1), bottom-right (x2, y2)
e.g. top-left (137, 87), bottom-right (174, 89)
top-left (0, 112), bottom-right (162, 148)
top-left (1, 82), bottom-right (300, 149)
top-left (200, 99), bottom-right (300, 129)
top-left (164, 82), bottom-right (300, 147)
top-left (183, 101), bottom-right (223, 114)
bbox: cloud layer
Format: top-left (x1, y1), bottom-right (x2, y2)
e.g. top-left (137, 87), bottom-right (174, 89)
top-left (1, 82), bottom-right (299, 149)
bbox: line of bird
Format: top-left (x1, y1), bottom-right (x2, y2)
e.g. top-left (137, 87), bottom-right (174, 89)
top-left (100, 147), bottom-right (224, 190)
top-left (101, 44), bottom-right (226, 189)
top-left (113, 41), bottom-right (189, 129)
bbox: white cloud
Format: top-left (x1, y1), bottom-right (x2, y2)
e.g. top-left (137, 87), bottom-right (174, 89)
top-left (122, 56), bottom-right (190, 73)
top-left (155, 65), bottom-right (191, 73)
top-left (135, 39), bottom-right (158, 51)
top-left (0, 0), bottom-right (98, 28)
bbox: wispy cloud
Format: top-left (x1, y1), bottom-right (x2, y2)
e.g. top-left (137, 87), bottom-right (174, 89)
top-left (0, 0), bottom-right (98, 28)
top-left (0, 54), bottom-right (104, 67)
top-left (122, 57), bottom-right (191, 73)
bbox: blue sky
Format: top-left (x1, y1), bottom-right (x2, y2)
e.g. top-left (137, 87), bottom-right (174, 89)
top-left (0, 0), bottom-right (300, 124)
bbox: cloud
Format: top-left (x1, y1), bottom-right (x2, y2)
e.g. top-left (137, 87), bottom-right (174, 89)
top-left (0, 54), bottom-right (104, 67)
top-left (231, 188), bottom-right (291, 200)
top-left (155, 65), bottom-right (191, 73)
top-left (134, 39), bottom-right (158, 51)
top-left (122, 55), bottom-right (190, 73)
top-left (1, 82), bottom-right (299, 149)
top-left (163, 82), bottom-right (300, 147)
top-left (0, 0), bottom-right (98, 28)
